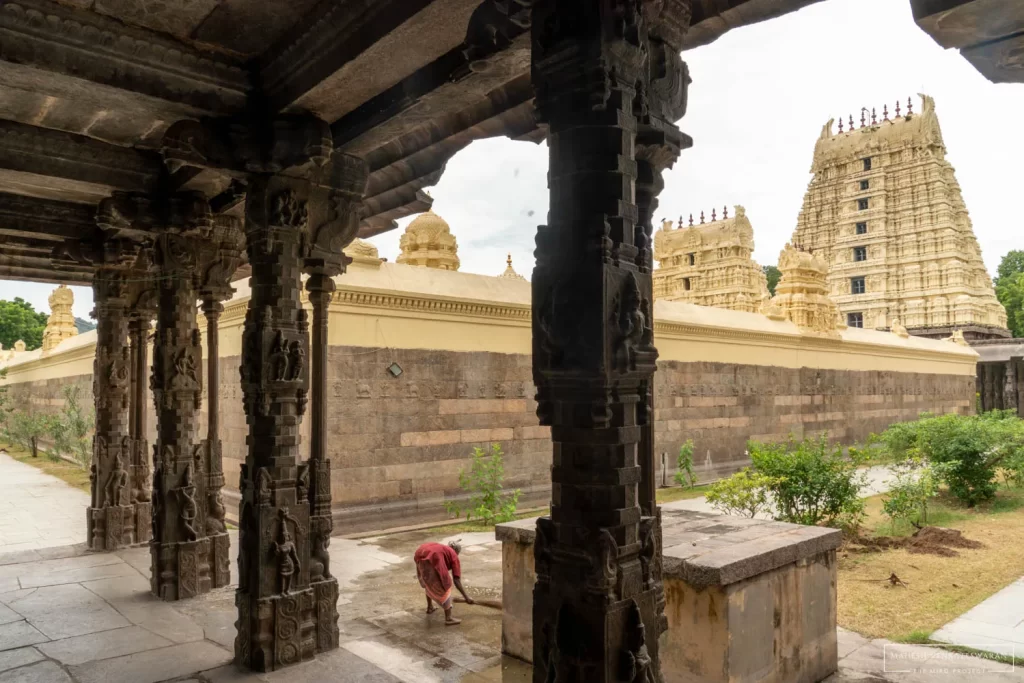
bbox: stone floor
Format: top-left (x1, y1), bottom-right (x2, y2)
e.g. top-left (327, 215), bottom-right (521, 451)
top-left (0, 453), bottom-right (1018, 682)
top-left (0, 454), bottom-right (87, 553)
top-left (932, 577), bottom-right (1024, 658)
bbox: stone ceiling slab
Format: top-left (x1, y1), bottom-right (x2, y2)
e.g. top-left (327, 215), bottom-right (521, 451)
top-left (93, 0), bottom-right (221, 42)
top-left (193, 0), bottom-right (323, 58)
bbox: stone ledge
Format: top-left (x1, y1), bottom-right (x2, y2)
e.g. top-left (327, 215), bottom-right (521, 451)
top-left (495, 509), bottom-right (841, 589)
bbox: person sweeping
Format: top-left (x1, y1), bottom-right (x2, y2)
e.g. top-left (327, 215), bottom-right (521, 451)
top-left (414, 540), bottom-right (473, 625)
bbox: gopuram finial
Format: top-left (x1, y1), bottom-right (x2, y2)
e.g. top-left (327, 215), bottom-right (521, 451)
top-left (860, 109), bottom-right (866, 128)
top-left (689, 214), bottom-right (694, 227)
top-left (895, 100), bottom-right (901, 117)
top-left (871, 107), bottom-right (877, 125)
top-left (838, 118), bottom-right (844, 133)
top-left (699, 211), bottom-right (705, 224)
top-left (883, 104), bottom-right (889, 121)
top-left (849, 114), bottom-right (854, 130)
top-left (723, 205), bottom-right (728, 220)
top-left (711, 208), bottom-right (717, 222)
top-left (907, 96), bottom-right (913, 116)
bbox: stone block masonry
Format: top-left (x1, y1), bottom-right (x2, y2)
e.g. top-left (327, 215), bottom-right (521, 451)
top-left (4, 347), bottom-right (974, 532)
top-left (1, 259), bottom-right (978, 533)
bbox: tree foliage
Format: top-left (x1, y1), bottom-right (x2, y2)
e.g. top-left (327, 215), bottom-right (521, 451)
top-left (445, 443), bottom-right (521, 526)
top-left (0, 298), bottom-right (47, 351)
top-left (763, 265), bottom-right (781, 296)
top-left (875, 411), bottom-right (1024, 506)
top-left (994, 250), bottom-right (1024, 337)
top-left (674, 439), bottom-right (696, 488)
top-left (48, 385), bottom-right (93, 467)
top-left (705, 468), bottom-right (781, 518)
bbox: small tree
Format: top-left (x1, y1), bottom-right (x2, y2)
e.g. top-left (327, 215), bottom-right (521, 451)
top-left (881, 457), bottom-right (941, 532)
top-left (48, 385), bottom-right (93, 467)
top-left (4, 409), bottom-right (51, 458)
top-left (762, 265), bottom-right (782, 296)
top-left (749, 434), bottom-right (868, 529)
top-left (445, 443), bottom-right (521, 526)
top-left (705, 468), bottom-right (781, 518)
top-left (673, 439), bottom-right (696, 488)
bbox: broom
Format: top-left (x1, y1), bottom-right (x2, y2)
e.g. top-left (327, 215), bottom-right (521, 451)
top-left (454, 595), bottom-right (503, 610)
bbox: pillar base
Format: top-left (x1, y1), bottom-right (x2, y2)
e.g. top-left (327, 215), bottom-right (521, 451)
top-left (533, 584), bottom-right (660, 683)
top-left (87, 504), bottom-right (146, 551)
top-left (151, 532), bottom-right (232, 601)
top-left (234, 577), bottom-right (339, 672)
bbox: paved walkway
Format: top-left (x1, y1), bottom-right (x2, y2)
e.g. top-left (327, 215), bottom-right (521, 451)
top-left (0, 454), bottom-right (1017, 682)
top-left (0, 453), bottom-right (88, 554)
top-left (932, 577), bottom-right (1024, 658)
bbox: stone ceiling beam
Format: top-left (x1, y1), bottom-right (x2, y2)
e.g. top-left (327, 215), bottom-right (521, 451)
top-left (0, 191), bottom-right (98, 241)
top-left (910, 0), bottom-right (1024, 83)
top-left (258, 0), bottom-right (478, 117)
top-left (0, 120), bottom-right (164, 203)
top-left (0, 0), bottom-right (248, 121)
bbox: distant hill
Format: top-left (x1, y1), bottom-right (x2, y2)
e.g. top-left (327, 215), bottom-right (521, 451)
top-left (74, 317), bottom-right (96, 334)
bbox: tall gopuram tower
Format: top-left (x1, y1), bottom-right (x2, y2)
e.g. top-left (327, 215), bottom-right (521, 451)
top-left (653, 206), bottom-right (770, 313)
top-left (790, 94), bottom-right (1008, 340)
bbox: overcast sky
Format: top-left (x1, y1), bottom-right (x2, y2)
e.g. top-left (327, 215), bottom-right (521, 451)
top-left (3, 0), bottom-right (1021, 322)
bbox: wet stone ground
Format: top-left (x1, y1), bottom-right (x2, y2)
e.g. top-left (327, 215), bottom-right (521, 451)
top-left (0, 452), bottom-right (528, 683)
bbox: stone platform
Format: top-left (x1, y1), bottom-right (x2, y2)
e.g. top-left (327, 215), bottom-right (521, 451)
top-left (496, 510), bottom-right (842, 683)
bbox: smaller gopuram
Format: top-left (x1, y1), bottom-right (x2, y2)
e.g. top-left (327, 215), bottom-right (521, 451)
top-left (790, 94), bottom-right (1008, 339)
top-left (396, 210), bottom-right (460, 271)
top-left (653, 206), bottom-right (770, 313)
top-left (41, 285), bottom-right (78, 354)
top-left (763, 243), bottom-right (844, 338)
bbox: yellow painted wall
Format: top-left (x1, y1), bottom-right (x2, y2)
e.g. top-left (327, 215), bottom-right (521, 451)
top-left (1, 260), bottom-right (977, 387)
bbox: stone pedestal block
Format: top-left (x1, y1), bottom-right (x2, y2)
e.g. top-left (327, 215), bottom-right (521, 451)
top-left (496, 510), bottom-right (841, 683)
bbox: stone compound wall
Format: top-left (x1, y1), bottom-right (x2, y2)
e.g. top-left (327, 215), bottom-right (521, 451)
top-left (0, 261), bottom-right (978, 532)
top-left (653, 362), bottom-right (974, 482)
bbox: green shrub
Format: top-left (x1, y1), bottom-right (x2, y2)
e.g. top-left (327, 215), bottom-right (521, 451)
top-left (445, 443), bottom-right (521, 526)
top-left (673, 439), bottom-right (696, 488)
top-left (876, 412), bottom-right (1024, 507)
top-left (48, 385), bottom-right (93, 468)
top-left (705, 468), bottom-right (781, 518)
top-left (749, 434), bottom-right (867, 529)
top-left (881, 457), bottom-right (941, 531)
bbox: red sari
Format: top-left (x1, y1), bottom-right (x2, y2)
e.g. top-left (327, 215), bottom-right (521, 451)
top-left (414, 543), bottom-right (461, 608)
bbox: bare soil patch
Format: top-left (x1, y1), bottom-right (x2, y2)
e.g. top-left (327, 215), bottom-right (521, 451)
top-left (845, 526), bottom-right (984, 557)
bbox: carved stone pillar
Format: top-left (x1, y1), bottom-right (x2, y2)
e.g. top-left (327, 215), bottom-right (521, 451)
top-left (198, 215), bottom-right (246, 591)
top-left (234, 175), bottom-right (316, 670)
top-left (147, 194), bottom-right (221, 601)
top-left (88, 240), bottom-right (142, 551)
top-left (530, 2), bottom-right (691, 681)
top-left (128, 316), bottom-right (153, 543)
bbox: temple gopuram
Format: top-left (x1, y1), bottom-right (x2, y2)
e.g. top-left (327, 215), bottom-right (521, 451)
top-left (653, 206), bottom-right (770, 313)
top-left (789, 94), bottom-right (1008, 340)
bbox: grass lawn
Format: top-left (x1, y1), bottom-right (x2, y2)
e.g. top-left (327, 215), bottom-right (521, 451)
top-left (0, 441), bottom-right (91, 492)
top-left (837, 487), bottom-right (1024, 642)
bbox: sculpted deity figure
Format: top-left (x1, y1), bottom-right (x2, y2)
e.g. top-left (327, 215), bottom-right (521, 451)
top-left (104, 456), bottom-right (129, 507)
top-left (274, 508), bottom-right (301, 594)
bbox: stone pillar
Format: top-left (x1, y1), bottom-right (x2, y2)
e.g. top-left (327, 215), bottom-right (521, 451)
top-left (197, 215), bottom-right (246, 592)
top-left (529, 2), bottom-right (690, 680)
top-left (147, 195), bottom-right (219, 600)
top-left (233, 150), bottom-right (367, 671)
top-left (88, 241), bottom-right (142, 551)
top-left (128, 315), bottom-right (153, 544)
top-left (234, 175), bottom-right (318, 670)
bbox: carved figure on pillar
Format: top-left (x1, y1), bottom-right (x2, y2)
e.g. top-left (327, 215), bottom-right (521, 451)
top-left (127, 261), bottom-right (157, 546)
top-left (88, 236), bottom-right (143, 551)
top-left (530, 1), bottom-right (692, 680)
